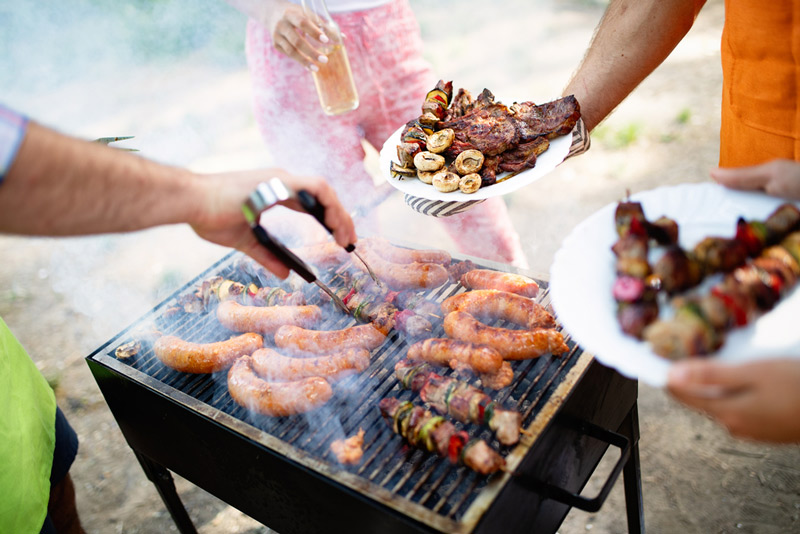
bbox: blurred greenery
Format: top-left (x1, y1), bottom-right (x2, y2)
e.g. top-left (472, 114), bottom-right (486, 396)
top-left (675, 107), bottom-right (692, 125)
top-left (0, 1), bottom-right (246, 93)
top-left (593, 121), bottom-right (644, 149)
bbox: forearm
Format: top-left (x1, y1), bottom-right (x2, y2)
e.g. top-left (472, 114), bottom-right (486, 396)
top-left (564, 0), bottom-right (706, 132)
top-left (0, 121), bottom-right (204, 236)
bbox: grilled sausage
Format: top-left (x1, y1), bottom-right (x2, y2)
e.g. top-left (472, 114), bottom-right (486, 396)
top-left (274, 323), bottom-right (387, 354)
top-left (153, 333), bottom-right (263, 373)
top-left (441, 289), bottom-right (556, 329)
top-left (479, 361), bottom-right (514, 390)
top-left (355, 245), bottom-right (449, 291)
top-left (227, 355), bottom-right (332, 417)
top-left (251, 347), bottom-right (370, 382)
top-left (407, 338), bottom-right (503, 374)
top-left (362, 237), bottom-right (451, 265)
top-left (460, 269), bottom-right (539, 298)
top-left (216, 301), bottom-right (321, 335)
top-left (291, 241), bottom-right (349, 269)
top-left (443, 311), bottom-right (569, 360)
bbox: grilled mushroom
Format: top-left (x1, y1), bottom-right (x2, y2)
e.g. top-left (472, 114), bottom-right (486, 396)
top-left (414, 151), bottom-right (445, 172)
top-left (432, 172), bottom-right (460, 193)
top-left (418, 170), bottom-right (442, 185)
top-left (426, 129), bottom-right (455, 154)
top-left (454, 149), bottom-right (484, 175)
top-left (115, 340), bottom-right (141, 360)
top-left (458, 173), bottom-right (481, 194)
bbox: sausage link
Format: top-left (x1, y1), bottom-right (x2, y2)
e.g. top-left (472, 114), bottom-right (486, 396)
top-left (216, 301), bottom-right (321, 335)
top-left (460, 269), bottom-right (539, 298)
top-left (274, 323), bottom-right (386, 354)
top-left (441, 289), bottom-right (555, 329)
top-left (407, 338), bottom-right (503, 374)
top-left (291, 241), bottom-right (349, 269)
top-left (356, 245), bottom-right (448, 291)
top-left (443, 311), bottom-right (568, 360)
top-left (362, 237), bottom-right (451, 265)
top-left (227, 355), bottom-right (332, 417)
top-left (153, 333), bottom-right (263, 373)
top-left (251, 347), bottom-right (370, 382)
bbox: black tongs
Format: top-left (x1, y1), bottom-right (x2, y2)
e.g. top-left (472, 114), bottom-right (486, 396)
top-left (241, 178), bottom-right (358, 314)
top-left (293, 190), bottom-right (380, 285)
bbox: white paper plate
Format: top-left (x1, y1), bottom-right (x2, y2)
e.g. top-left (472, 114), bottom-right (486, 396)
top-left (378, 124), bottom-right (572, 202)
top-left (549, 182), bottom-right (800, 387)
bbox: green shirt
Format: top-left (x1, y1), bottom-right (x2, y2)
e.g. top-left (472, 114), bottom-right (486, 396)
top-left (0, 317), bottom-right (55, 533)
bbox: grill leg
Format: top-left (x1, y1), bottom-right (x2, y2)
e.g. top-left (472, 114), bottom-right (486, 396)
top-left (134, 451), bottom-right (198, 534)
top-left (619, 402), bottom-right (645, 534)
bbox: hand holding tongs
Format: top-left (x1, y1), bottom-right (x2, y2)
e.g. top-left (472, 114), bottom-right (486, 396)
top-left (241, 178), bottom-right (373, 314)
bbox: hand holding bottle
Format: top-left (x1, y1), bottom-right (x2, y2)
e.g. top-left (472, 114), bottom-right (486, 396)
top-left (264, 1), bottom-right (330, 72)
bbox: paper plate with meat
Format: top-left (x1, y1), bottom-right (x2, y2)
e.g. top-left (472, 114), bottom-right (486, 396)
top-left (549, 182), bottom-right (800, 387)
top-left (379, 81), bottom-right (579, 204)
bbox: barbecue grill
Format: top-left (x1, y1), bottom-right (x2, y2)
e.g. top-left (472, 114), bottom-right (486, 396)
top-left (86, 248), bottom-right (645, 534)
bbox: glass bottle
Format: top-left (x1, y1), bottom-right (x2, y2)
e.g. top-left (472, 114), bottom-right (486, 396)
top-left (301, 0), bottom-right (359, 115)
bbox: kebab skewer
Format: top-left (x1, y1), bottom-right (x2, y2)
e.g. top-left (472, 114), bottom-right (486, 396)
top-left (395, 360), bottom-right (522, 446)
top-left (649, 202), bottom-right (800, 294)
top-left (611, 203), bottom-right (666, 338)
top-left (172, 276), bottom-right (306, 315)
top-left (644, 231), bottom-right (800, 359)
top-left (378, 397), bottom-right (505, 475)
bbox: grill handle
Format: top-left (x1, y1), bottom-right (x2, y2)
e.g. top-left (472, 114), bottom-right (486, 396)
top-left (512, 419), bottom-right (631, 513)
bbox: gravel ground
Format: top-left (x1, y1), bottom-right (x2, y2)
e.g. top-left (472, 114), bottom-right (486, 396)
top-left (2, 1), bottom-right (799, 532)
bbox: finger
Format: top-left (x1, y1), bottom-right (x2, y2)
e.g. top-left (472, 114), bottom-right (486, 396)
top-left (667, 360), bottom-right (754, 398)
top-left (273, 23), bottom-right (320, 69)
top-left (315, 183), bottom-right (357, 247)
top-left (710, 164), bottom-right (772, 191)
top-left (296, 179), bottom-right (356, 247)
top-left (286, 10), bottom-right (329, 44)
top-left (282, 26), bottom-right (328, 67)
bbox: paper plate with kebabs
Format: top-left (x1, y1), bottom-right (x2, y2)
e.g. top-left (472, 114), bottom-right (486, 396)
top-left (549, 182), bottom-right (800, 387)
top-left (379, 80), bottom-right (588, 217)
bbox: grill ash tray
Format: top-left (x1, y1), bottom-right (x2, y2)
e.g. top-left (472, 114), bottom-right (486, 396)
top-left (87, 250), bottom-right (593, 534)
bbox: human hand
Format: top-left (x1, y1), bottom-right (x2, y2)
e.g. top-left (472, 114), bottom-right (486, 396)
top-left (710, 159), bottom-right (800, 200)
top-left (265, 2), bottom-right (330, 71)
top-left (190, 168), bottom-right (356, 278)
top-left (667, 358), bottom-right (800, 443)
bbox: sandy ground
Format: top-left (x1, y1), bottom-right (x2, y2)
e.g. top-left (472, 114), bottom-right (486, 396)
top-left (2, 0), bottom-right (800, 532)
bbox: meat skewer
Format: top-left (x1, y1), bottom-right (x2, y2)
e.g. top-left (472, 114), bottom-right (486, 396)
top-left (395, 360), bottom-right (522, 446)
top-left (332, 283), bottom-right (433, 338)
top-left (613, 200), bottom-right (800, 341)
top-left (378, 397), bottom-right (506, 475)
top-left (644, 230), bottom-right (800, 358)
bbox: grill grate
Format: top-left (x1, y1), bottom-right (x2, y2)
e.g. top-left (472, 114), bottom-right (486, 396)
top-left (90, 250), bottom-right (586, 531)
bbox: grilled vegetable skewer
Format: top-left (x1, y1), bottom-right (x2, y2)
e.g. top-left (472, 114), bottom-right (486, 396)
top-left (379, 397), bottom-right (506, 475)
top-left (395, 360), bottom-right (522, 446)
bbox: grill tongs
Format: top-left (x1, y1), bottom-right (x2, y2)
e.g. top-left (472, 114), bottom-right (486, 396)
top-left (241, 178), bottom-right (353, 314)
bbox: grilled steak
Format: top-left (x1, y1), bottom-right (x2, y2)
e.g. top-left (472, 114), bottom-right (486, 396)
top-left (498, 137), bottom-right (550, 174)
top-left (510, 95), bottom-right (581, 142)
top-left (439, 103), bottom-right (521, 157)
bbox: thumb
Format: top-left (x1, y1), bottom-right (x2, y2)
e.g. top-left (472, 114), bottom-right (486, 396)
top-left (710, 164), bottom-right (771, 192)
top-left (667, 359), bottom-right (753, 396)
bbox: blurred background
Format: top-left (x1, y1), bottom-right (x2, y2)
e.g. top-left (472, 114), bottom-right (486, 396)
top-left (2, 0), bottom-right (799, 532)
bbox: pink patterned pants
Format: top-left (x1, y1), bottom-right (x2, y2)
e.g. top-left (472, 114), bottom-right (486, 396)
top-left (245, 0), bottom-right (526, 266)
